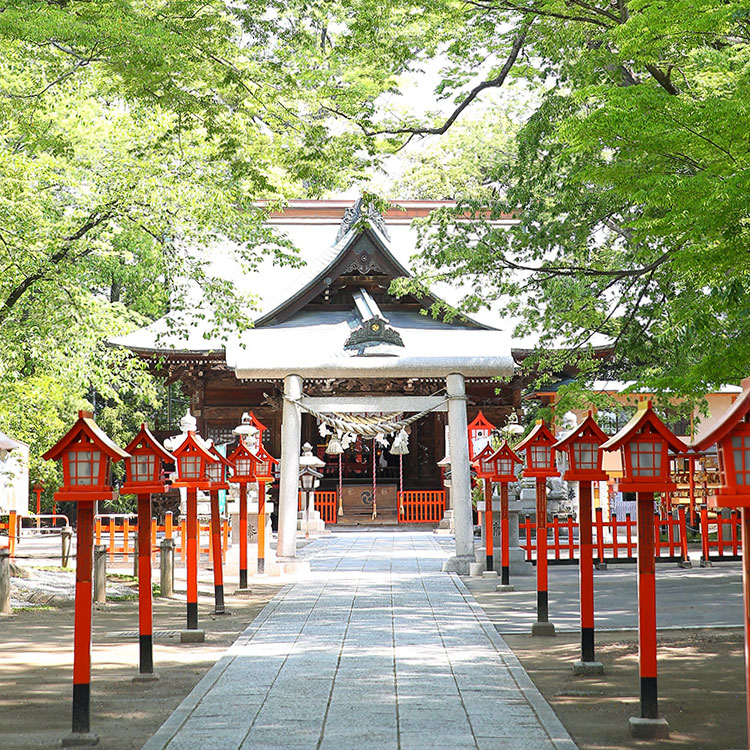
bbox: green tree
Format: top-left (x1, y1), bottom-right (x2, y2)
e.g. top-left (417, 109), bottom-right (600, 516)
top-left (328, 1), bottom-right (750, 402)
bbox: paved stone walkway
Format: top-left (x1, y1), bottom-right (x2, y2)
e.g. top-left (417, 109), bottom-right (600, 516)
top-left (142, 532), bottom-right (577, 750)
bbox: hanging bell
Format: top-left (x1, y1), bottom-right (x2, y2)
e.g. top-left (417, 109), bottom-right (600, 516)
top-left (389, 428), bottom-right (409, 455)
top-left (326, 434), bottom-right (344, 455)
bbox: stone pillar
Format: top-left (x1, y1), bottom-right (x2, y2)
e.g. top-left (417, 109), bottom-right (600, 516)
top-left (442, 373), bottom-right (475, 574)
top-left (159, 538), bottom-right (175, 598)
top-left (278, 375), bottom-right (304, 565)
top-left (0, 548), bottom-right (11, 615)
top-left (93, 545), bottom-right (107, 604)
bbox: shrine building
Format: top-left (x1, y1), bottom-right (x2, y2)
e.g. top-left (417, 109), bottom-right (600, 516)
top-left (116, 199), bottom-right (524, 572)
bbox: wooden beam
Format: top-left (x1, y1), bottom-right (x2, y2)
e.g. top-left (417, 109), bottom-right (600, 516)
top-left (300, 395), bottom-right (448, 413)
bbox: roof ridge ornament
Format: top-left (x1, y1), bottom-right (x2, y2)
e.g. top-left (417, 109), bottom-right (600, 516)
top-left (344, 316), bottom-right (405, 353)
top-left (335, 197), bottom-right (390, 243)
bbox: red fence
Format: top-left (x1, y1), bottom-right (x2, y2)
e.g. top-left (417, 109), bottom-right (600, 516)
top-left (298, 491), bottom-right (338, 524)
top-left (700, 507), bottom-right (742, 562)
top-left (93, 512), bottom-right (230, 562)
top-left (519, 507), bottom-right (690, 565)
top-left (398, 490), bottom-right (446, 523)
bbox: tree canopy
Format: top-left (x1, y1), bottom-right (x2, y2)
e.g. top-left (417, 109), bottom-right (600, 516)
top-left (337, 1), bottom-right (750, 405)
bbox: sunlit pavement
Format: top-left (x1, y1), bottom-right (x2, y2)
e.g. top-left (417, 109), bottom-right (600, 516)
top-left (463, 553), bottom-right (744, 634)
top-left (141, 532), bottom-right (577, 750)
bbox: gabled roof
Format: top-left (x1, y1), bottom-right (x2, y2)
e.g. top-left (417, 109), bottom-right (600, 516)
top-left (515, 420), bottom-right (557, 451)
top-left (43, 411), bottom-right (129, 462)
top-left (554, 413), bottom-right (609, 450)
top-left (693, 377), bottom-right (750, 451)
top-left (112, 200), bottom-right (507, 356)
top-left (601, 400), bottom-right (689, 453)
top-left (124, 424), bottom-right (174, 462)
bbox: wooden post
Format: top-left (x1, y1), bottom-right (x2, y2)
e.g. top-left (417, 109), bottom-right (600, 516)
top-left (741, 508), bottom-right (750, 750)
top-left (209, 489), bottom-right (225, 614)
top-left (532, 477), bottom-right (555, 635)
top-left (239, 482), bottom-right (248, 589)
top-left (8, 510), bottom-right (16, 558)
top-left (181, 487), bottom-right (203, 641)
top-left (574, 480), bottom-right (603, 674)
top-left (257, 480), bottom-right (266, 575)
top-left (484, 479), bottom-right (494, 571)
top-left (136, 494), bottom-right (156, 678)
top-left (70, 500), bottom-right (95, 739)
top-left (637, 492), bottom-right (659, 719)
top-left (499, 482), bottom-right (511, 587)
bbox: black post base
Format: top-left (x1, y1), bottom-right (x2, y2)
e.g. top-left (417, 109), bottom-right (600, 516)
top-left (214, 584), bottom-right (225, 614)
top-left (139, 634), bottom-right (153, 674)
top-left (537, 590), bottom-right (549, 623)
top-left (72, 682), bottom-right (90, 735)
top-left (581, 627), bottom-right (595, 664)
top-left (641, 676), bottom-right (659, 719)
top-left (485, 554), bottom-right (493, 571)
top-left (239, 569), bottom-right (248, 589)
top-left (187, 601), bottom-right (198, 630)
top-left (501, 566), bottom-right (510, 586)
top-left (258, 557), bottom-right (265, 575)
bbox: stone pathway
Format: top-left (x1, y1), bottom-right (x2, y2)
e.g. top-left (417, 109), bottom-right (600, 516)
top-left (142, 532), bottom-right (577, 750)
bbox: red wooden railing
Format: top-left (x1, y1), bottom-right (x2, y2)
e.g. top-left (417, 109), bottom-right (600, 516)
top-left (94, 512), bottom-right (230, 562)
top-left (519, 507), bottom-right (690, 564)
top-left (298, 491), bottom-right (338, 524)
top-left (700, 507), bottom-right (742, 562)
top-left (398, 490), bottom-right (446, 523)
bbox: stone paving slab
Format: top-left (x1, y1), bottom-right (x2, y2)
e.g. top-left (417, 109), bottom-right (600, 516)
top-left (141, 532), bottom-right (577, 750)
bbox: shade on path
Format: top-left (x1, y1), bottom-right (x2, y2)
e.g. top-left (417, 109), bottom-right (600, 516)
top-left (142, 532), bottom-right (577, 750)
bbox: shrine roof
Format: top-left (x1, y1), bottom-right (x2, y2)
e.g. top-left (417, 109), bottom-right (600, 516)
top-left (113, 200), bottom-right (518, 378)
top-left (226, 309), bottom-right (514, 379)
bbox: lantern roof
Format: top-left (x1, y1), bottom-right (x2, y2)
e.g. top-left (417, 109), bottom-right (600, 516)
top-left (476, 440), bottom-right (522, 466)
top-left (227, 438), bottom-right (254, 463)
top-left (515, 420), bottom-right (556, 451)
top-left (123, 424), bottom-right (174, 462)
top-left (554, 413), bottom-right (609, 450)
top-left (601, 400), bottom-right (689, 454)
top-left (208, 443), bottom-right (234, 468)
top-left (170, 431), bottom-right (217, 463)
top-left (43, 411), bottom-right (130, 463)
top-left (692, 377), bottom-right (750, 451)
top-left (468, 411), bottom-right (496, 433)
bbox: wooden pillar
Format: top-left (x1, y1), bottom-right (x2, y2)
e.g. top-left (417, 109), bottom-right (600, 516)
top-left (257, 480), bottom-right (267, 575)
top-left (500, 482), bottom-right (511, 587)
top-left (71, 501), bottom-right (95, 738)
top-left (532, 477), bottom-right (555, 635)
top-left (484, 479), bottom-right (494, 570)
top-left (209, 489), bottom-right (224, 614)
top-left (136, 494), bottom-right (155, 678)
top-left (238, 482), bottom-right (248, 589)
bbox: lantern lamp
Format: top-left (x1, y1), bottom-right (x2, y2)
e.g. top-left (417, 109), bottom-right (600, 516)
top-left (43, 411), bottom-right (130, 502)
top-left (693, 376), bottom-right (750, 507)
top-left (206, 444), bottom-right (233, 490)
top-left (467, 410), bottom-right (496, 461)
top-left (601, 401), bottom-right (688, 492)
top-left (227, 439), bottom-right (255, 483)
top-left (475, 441), bottom-right (522, 482)
top-left (169, 432), bottom-right (217, 489)
top-left (554, 412), bottom-right (609, 482)
top-left (516, 420), bottom-right (559, 478)
top-left (121, 424), bottom-right (174, 495)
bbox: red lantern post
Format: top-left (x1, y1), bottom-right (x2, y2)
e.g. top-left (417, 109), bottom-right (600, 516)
top-left (167, 414), bottom-right (217, 642)
top-left (475, 441), bottom-right (522, 585)
top-left (516, 420), bottom-right (559, 636)
top-left (252, 443), bottom-right (278, 575)
top-left (692, 376), bottom-right (750, 749)
top-left (121, 424), bottom-right (174, 680)
top-left (34, 484), bottom-right (43, 529)
top-left (206, 445), bottom-right (233, 614)
top-left (602, 400), bottom-right (688, 738)
top-left (43, 411), bottom-right (129, 743)
top-left (555, 413), bottom-right (609, 674)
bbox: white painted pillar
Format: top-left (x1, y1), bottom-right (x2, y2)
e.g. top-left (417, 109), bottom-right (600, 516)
top-left (278, 374), bottom-right (303, 561)
top-left (442, 372), bottom-right (475, 574)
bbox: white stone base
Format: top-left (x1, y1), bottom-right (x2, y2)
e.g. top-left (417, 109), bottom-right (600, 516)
top-left (442, 555), bottom-right (474, 575)
top-left (629, 717), bottom-right (669, 739)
